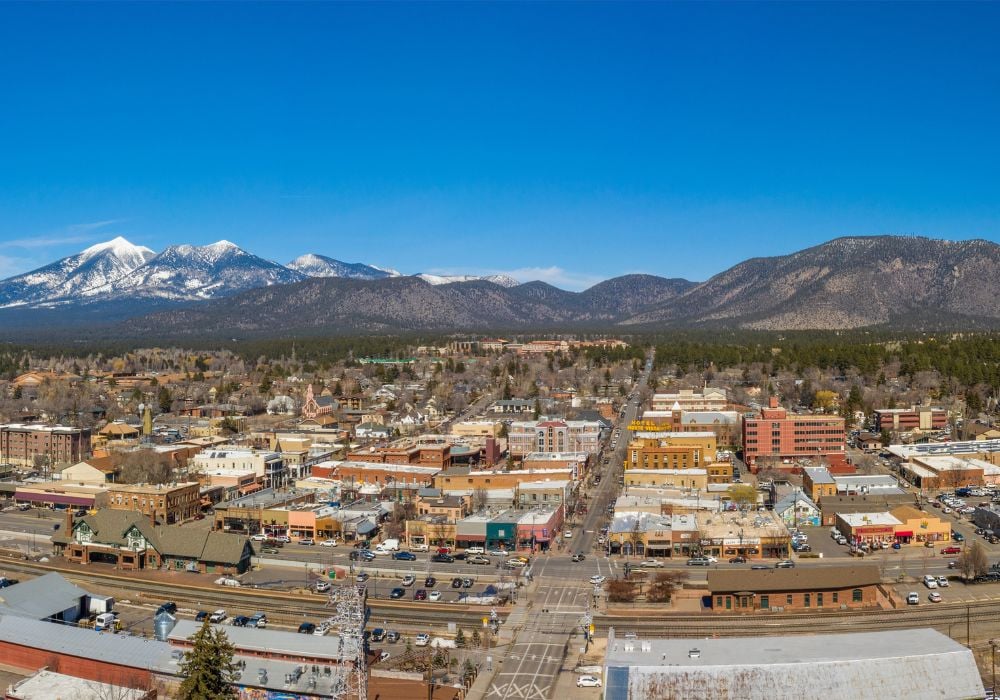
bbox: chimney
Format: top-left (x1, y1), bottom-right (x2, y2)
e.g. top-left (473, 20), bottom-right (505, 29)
top-left (65, 508), bottom-right (74, 532)
top-left (768, 396), bottom-right (779, 409)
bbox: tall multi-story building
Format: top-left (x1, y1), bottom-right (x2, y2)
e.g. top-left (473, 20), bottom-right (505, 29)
top-left (633, 410), bottom-right (742, 448)
top-left (507, 417), bottom-right (602, 459)
top-left (624, 431), bottom-right (732, 485)
top-left (190, 448), bottom-right (286, 489)
top-left (742, 397), bottom-right (846, 471)
top-left (0, 423), bottom-right (91, 469)
top-left (106, 482), bottom-right (201, 524)
top-left (873, 405), bottom-right (948, 433)
top-left (651, 388), bottom-right (728, 412)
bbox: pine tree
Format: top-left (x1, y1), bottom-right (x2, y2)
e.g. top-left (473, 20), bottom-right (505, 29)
top-left (178, 621), bottom-right (240, 700)
top-left (454, 628), bottom-right (466, 647)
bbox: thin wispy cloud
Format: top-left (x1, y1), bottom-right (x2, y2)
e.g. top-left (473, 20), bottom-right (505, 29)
top-left (0, 219), bottom-right (128, 250)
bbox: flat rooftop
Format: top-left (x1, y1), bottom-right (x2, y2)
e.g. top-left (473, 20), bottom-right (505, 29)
top-left (839, 512), bottom-right (903, 527)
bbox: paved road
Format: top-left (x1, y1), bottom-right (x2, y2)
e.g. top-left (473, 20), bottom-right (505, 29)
top-left (485, 581), bottom-right (591, 700)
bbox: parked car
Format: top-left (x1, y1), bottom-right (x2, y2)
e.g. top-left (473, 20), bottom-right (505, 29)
top-left (728, 556), bottom-right (747, 564)
top-left (320, 538), bottom-right (338, 547)
top-left (356, 572), bottom-right (370, 583)
top-left (462, 577), bottom-right (474, 588)
top-left (414, 589), bottom-right (428, 601)
top-left (428, 590), bottom-right (442, 602)
top-left (415, 633), bottom-right (430, 646)
top-left (390, 588), bottom-right (406, 599)
top-left (232, 615), bottom-right (250, 627)
top-left (402, 574), bottom-right (416, 586)
top-left (451, 577), bottom-right (463, 588)
top-left (298, 622), bottom-right (317, 634)
top-left (208, 609), bottom-right (227, 623)
top-left (929, 591), bottom-right (943, 603)
top-left (386, 630), bottom-right (400, 643)
top-left (907, 592), bottom-right (919, 605)
top-left (248, 612), bottom-right (267, 628)
top-left (937, 576), bottom-right (950, 587)
top-left (923, 575), bottom-right (938, 589)
top-left (250, 534), bottom-right (267, 541)
top-left (195, 610), bottom-right (208, 622)
top-left (314, 580), bottom-right (331, 593)
top-left (424, 576), bottom-right (437, 587)
top-left (465, 547), bottom-right (485, 555)
top-left (577, 675), bottom-right (602, 688)
top-left (157, 602), bottom-right (178, 616)
top-left (298, 538), bottom-right (315, 546)
top-left (941, 546), bottom-right (962, 555)
top-left (371, 628), bottom-right (387, 642)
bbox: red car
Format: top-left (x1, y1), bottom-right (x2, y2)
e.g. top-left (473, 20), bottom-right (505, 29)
top-left (941, 546), bottom-right (962, 555)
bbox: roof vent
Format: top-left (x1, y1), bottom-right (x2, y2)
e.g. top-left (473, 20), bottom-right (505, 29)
top-left (688, 648), bottom-right (701, 658)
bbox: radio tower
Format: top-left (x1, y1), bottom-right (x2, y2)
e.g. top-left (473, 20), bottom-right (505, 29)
top-left (325, 583), bottom-right (368, 700)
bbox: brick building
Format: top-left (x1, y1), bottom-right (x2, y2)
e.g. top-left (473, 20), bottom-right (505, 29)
top-left (874, 405), bottom-right (948, 433)
top-left (741, 397), bottom-right (846, 471)
top-left (706, 565), bottom-right (883, 613)
top-left (106, 482), bottom-right (201, 524)
top-left (0, 424), bottom-right (91, 469)
top-left (507, 417), bottom-right (602, 459)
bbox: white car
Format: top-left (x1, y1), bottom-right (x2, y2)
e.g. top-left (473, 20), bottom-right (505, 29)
top-left (415, 633), bottom-right (430, 646)
top-left (564, 531), bottom-right (573, 539)
top-left (320, 539), bottom-right (338, 547)
top-left (428, 591), bottom-right (442, 602)
top-left (465, 547), bottom-right (485, 555)
top-left (577, 675), bottom-right (602, 688)
top-left (402, 575), bottom-right (416, 587)
top-left (250, 534), bottom-right (267, 541)
top-left (638, 559), bottom-right (664, 568)
top-left (937, 576), bottom-right (950, 587)
top-left (208, 609), bottom-right (227, 623)
top-left (589, 575), bottom-right (606, 585)
top-left (907, 592), bottom-right (919, 605)
top-left (411, 543), bottom-right (429, 552)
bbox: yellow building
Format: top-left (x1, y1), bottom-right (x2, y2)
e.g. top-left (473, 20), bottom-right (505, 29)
top-left (624, 468), bottom-right (708, 490)
top-left (889, 505), bottom-right (951, 546)
top-left (625, 431), bottom-right (730, 484)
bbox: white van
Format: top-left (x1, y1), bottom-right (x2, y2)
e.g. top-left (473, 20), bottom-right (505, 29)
top-left (375, 539), bottom-right (400, 554)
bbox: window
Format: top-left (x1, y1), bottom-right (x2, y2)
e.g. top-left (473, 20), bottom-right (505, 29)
top-left (716, 596), bottom-right (723, 608)
top-left (786, 594), bottom-right (793, 605)
top-left (832, 592), bottom-right (839, 603)
top-left (803, 593), bottom-right (810, 607)
top-left (725, 597), bottom-right (731, 610)
top-left (817, 592), bottom-right (823, 606)
top-left (760, 595), bottom-right (769, 609)
top-left (852, 588), bottom-right (863, 602)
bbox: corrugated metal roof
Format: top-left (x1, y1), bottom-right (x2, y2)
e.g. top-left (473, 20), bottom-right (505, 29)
top-left (608, 629), bottom-right (983, 700)
top-left (0, 614), bottom-right (176, 672)
top-left (0, 572), bottom-right (88, 620)
top-left (169, 619), bottom-right (360, 661)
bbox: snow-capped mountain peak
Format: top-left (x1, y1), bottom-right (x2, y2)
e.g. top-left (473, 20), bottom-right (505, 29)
top-left (416, 273), bottom-right (520, 288)
top-left (80, 235), bottom-right (155, 264)
top-left (0, 236), bottom-right (157, 307)
top-left (287, 253), bottom-right (395, 280)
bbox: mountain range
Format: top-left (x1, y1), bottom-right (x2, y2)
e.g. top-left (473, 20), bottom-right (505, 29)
top-left (0, 234), bottom-right (998, 336)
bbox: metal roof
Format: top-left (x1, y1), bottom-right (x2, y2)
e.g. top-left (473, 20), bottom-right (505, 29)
top-left (0, 572), bottom-right (89, 620)
top-left (169, 619), bottom-right (360, 662)
top-left (605, 628), bottom-right (984, 700)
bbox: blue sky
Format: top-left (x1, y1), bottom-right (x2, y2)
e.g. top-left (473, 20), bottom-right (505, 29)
top-left (1, 2), bottom-right (998, 289)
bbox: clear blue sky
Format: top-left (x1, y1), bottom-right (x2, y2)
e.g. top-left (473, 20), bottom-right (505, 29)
top-left (1, 2), bottom-right (998, 289)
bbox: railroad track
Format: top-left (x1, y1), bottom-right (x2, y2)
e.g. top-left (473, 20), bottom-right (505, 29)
top-left (594, 600), bottom-right (1000, 638)
top-left (0, 558), bottom-right (508, 631)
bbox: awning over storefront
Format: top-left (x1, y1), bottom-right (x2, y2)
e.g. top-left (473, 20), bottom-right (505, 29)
top-left (15, 491), bottom-right (92, 506)
top-left (895, 531), bottom-right (914, 538)
top-left (239, 483), bottom-right (263, 496)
